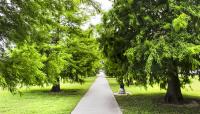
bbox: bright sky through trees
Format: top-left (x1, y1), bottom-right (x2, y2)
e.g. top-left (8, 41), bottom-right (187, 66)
top-left (81, 0), bottom-right (112, 30)
top-left (95, 0), bottom-right (113, 11)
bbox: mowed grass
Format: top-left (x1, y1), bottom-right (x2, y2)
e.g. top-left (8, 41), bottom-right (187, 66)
top-left (108, 77), bottom-right (200, 114)
top-left (0, 77), bottom-right (96, 114)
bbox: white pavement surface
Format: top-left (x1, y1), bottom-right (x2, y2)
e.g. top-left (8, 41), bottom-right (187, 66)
top-left (71, 71), bottom-right (122, 114)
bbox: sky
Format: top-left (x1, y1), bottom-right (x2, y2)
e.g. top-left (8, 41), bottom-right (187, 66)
top-left (81, 0), bottom-right (113, 30)
top-left (95, 0), bottom-right (113, 11)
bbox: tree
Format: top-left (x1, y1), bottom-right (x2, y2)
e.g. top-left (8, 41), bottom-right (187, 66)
top-left (0, 0), bottom-right (56, 92)
top-left (99, 0), bottom-right (200, 103)
top-left (61, 32), bottom-right (101, 82)
top-left (0, 43), bottom-right (46, 92)
top-left (39, 0), bottom-right (100, 92)
top-left (0, 0), bottom-right (100, 92)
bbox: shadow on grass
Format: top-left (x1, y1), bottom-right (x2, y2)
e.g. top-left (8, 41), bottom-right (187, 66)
top-left (20, 88), bottom-right (86, 97)
top-left (116, 93), bottom-right (200, 114)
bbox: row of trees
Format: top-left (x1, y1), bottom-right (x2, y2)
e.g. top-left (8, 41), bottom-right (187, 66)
top-left (0, 0), bottom-right (101, 92)
top-left (1, 0), bottom-right (200, 105)
top-left (99, 0), bottom-right (200, 103)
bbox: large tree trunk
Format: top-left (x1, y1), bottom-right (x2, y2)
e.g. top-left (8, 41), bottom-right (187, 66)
top-left (164, 64), bottom-right (183, 104)
top-left (51, 78), bottom-right (61, 92)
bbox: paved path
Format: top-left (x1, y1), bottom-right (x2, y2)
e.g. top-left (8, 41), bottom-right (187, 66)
top-left (71, 71), bottom-right (122, 114)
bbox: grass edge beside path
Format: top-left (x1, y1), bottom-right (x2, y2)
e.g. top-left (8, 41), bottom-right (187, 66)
top-left (107, 77), bottom-right (200, 114)
top-left (0, 77), bottom-right (96, 114)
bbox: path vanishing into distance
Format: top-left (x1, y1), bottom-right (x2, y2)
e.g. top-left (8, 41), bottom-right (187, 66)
top-left (71, 71), bottom-right (122, 114)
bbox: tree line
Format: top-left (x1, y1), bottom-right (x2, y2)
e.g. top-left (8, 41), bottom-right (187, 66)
top-left (0, 0), bottom-right (101, 92)
top-left (1, 0), bottom-right (200, 105)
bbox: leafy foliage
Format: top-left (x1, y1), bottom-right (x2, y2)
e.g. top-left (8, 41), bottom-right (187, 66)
top-left (99, 0), bottom-right (200, 91)
top-left (0, 44), bottom-right (46, 92)
top-left (0, 0), bottom-right (101, 92)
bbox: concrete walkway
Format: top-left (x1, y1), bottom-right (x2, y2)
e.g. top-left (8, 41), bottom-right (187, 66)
top-left (71, 71), bottom-right (122, 114)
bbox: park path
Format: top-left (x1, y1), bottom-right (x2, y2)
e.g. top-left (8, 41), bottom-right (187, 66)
top-left (71, 71), bottom-right (122, 114)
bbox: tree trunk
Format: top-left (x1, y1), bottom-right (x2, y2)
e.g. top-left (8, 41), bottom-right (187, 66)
top-left (117, 76), bottom-right (126, 94)
top-left (51, 78), bottom-right (61, 92)
top-left (164, 65), bottom-right (183, 104)
top-left (119, 83), bottom-right (126, 94)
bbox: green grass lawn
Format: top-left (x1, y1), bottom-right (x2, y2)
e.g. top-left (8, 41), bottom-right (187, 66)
top-left (108, 77), bottom-right (200, 114)
top-left (0, 77), bottom-right (96, 114)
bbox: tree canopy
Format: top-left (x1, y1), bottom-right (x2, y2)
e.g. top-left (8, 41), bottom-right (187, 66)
top-left (0, 0), bottom-right (101, 92)
top-left (99, 0), bottom-right (200, 103)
